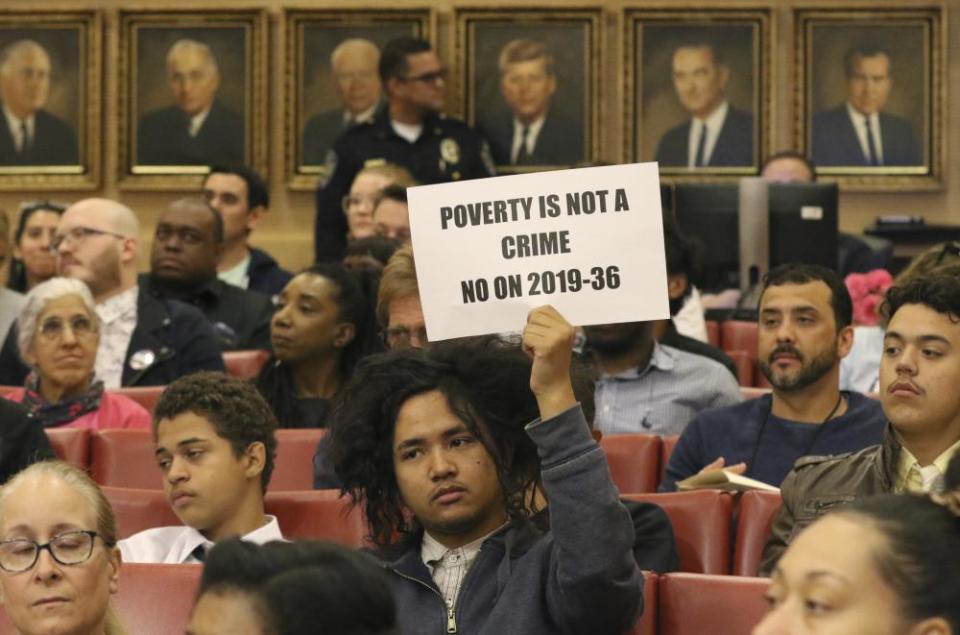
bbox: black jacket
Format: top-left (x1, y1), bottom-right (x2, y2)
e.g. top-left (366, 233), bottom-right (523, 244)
top-left (0, 399), bottom-right (55, 483)
top-left (137, 100), bottom-right (244, 166)
top-left (0, 107), bottom-right (79, 165)
top-left (247, 247), bottom-right (293, 298)
top-left (655, 106), bottom-right (755, 167)
top-left (480, 110), bottom-right (585, 167)
top-left (0, 289), bottom-right (225, 387)
top-left (140, 275), bottom-right (273, 352)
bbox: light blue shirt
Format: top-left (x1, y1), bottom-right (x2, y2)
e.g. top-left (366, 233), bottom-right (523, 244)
top-left (594, 342), bottom-right (742, 436)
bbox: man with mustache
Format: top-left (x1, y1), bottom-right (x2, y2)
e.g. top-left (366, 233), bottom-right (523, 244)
top-left (760, 272), bottom-right (960, 574)
top-left (660, 263), bottom-right (886, 491)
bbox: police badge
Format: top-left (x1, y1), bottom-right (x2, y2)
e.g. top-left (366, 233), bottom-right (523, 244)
top-left (440, 138), bottom-right (461, 164)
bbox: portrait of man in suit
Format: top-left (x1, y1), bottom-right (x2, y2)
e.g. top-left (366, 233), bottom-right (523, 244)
top-left (811, 45), bottom-right (920, 167)
top-left (482, 39), bottom-right (583, 167)
top-left (137, 38), bottom-right (244, 166)
top-left (0, 39), bottom-right (78, 166)
top-left (655, 41), bottom-right (754, 168)
top-left (301, 38), bottom-right (382, 166)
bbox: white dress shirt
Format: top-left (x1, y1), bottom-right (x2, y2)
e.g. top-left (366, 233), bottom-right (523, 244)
top-left (510, 115), bottom-right (547, 164)
top-left (188, 109), bottom-right (211, 138)
top-left (119, 515), bottom-right (284, 564)
top-left (845, 103), bottom-right (884, 165)
top-left (2, 104), bottom-right (34, 153)
top-left (686, 101), bottom-right (729, 168)
top-left (95, 286), bottom-right (139, 389)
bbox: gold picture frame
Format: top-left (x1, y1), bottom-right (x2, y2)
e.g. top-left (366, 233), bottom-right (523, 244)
top-left (0, 10), bottom-right (102, 190)
top-left (117, 9), bottom-right (268, 190)
top-left (624, 4), bottom-right (773, 181)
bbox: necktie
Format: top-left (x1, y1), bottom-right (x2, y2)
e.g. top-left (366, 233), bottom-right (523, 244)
top-left (694, 123), bottom-right (707, 167)
top-left (516, 126), bottom-right (531, 165)
top-left (19, 120), bottom-right (30, 154)
top-left (864, 117), bottom-right (880, 166)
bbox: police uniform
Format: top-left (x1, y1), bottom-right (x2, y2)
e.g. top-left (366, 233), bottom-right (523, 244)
top-left (313, 110), bottom-right (496, 262)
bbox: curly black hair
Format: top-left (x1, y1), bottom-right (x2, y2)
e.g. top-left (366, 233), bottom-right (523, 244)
top-left (154, 371), bottom-right (278, 491)
top-left (328, 337), bottom-right (595, 546)
top-left (881, 272), bottom-right (960, 325)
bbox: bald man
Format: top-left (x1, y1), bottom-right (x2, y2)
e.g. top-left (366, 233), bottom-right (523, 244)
top-left (137, 38), bottom-right (244, 166)
top-left (0, 39), bottom-right (78, 165)
top-left (302, 38), bottom-right (382, 165)
top-left (0, 197), bottom-right (225, 387)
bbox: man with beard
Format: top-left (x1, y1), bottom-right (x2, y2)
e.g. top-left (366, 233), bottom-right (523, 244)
top-left (140, 197), bottom-right (273, 351)
top-left (585, 319), bottom-right (740, 437)
top-left (660, 264), bottom-right (886, 490)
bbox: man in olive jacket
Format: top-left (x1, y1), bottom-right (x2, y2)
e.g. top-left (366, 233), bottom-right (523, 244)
top-left (761, 273), bottom-right (960, 575)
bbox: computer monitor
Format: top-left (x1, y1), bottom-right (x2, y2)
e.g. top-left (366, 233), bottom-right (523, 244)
top-left (671, 182), bottom-right (839, 291)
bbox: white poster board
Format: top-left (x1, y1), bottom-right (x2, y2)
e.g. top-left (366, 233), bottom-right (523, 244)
top-left (407, 162), bottom-right (669, 341)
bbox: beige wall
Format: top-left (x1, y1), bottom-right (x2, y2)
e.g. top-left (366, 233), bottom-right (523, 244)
top-left (1, 0), bottom-right (957, 274)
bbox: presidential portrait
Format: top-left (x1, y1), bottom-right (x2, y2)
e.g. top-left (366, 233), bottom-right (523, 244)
top-left (0, 13), bottom-right (101, 186)
top-left (287, 10), bottom-right (430, 186)
top-left (632, 20), bottom-right (762, 172)
top-left (459, 10), bottom-right (599, 170)
top-left (803, 22), bottom-right (932, 174)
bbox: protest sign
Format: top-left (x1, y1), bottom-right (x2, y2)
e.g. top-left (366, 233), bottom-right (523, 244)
top-left (407, 162), bottom-right (669, 341)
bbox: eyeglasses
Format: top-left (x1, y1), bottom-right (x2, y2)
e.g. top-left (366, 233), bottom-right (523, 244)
top-left (399, 69), bottom-right (446, 84)
top-left (934, 242), bottom-right (960, 266)
top-left (37, 315), bottom-right (96, 340)
top-left (0, 530), bottom-right (111, 573)
top-left (382, 325), bottom-right (428, 349)
top-left (50, 226), bottom-right (126, 252)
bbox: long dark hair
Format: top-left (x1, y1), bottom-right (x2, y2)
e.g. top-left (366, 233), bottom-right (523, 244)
top-left (7, 201), bottom-right (65, 292)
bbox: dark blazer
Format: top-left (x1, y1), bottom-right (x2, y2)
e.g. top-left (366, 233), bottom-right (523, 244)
top-left (137, 100), bottom-right (244, 166)
top-left (481, 111), bottom-right (584, 167)
top-left (0, 290), bottom-right (225, 387)
top-left (247, 247), bottom-right (293, 298)
top-left (811, 105), bottom-right (921, 167)
top-left (655, 106), bottom-right (754, 168)
top-left (302, 109), bottom-right (349, 166)
top-left (0, 107), bottom-right (78, 165)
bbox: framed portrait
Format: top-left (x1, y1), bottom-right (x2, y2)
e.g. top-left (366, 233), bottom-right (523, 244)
top-left (455, 7), bottom-right (601, 172)
top-left (625, 7), bottom-right (772, 178)
top-left (118, 10), bottom-right (267, 190)
top-left (795, 6), bottom-right (944, 190)
top-left (0, 11), bottom-right (101, 190)
top-left (285, 8), bottom-right (434, 190)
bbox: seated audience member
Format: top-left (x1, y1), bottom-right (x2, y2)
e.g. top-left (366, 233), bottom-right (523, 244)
top-left (655, 223), bottom-right (737, 378)
top-left (754, 494), bottom-right (960, 635)
top-left (6, 200), bottom-right (64, 293)
top-left (0, 208), bottom-right (24, 343)
top-left (585, 319), bottom-right (740, 436)
top-left (377, 244), bottom-right (427, 350)
top-left (842, 245), bottom-right (960, 393)
top-left (0, 461), bottom-right (124, 635)
top-left (372, 184), bottom-right (411, 243)
top-left (4, 278), bottom-right (151, 430)
top-left (343, 163), bottom-right (416, 242)
top-left (120, 372), bottom-right (282, 564)
top-left (256, 264), bottom-right (377, 428)
top-left (202, 165), bottom-right (293, 297)
top-left (343, 235), bottom-right (402, 274)
top-left (0, 198), bottom-right (225, 388)
top-left (0, 400), bottom-right (54, 483)
top-left (329, 307), bottom-right (642, 633)
top-left (188, 539), bottom-right (398, 635)
top-left (141, 197), bottom-right (273, 351)
top-left (661, 264), bottom-right (886, 490)
top-left (761, 273), bottom-right (960, 574)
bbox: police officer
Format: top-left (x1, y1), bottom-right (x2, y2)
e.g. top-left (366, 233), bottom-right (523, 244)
top-left (314, 36), bottom-right (496, 262)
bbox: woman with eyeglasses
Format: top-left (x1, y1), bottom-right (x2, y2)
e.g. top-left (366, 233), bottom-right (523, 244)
top-left (6, 200), bottom-right (65, 293)
top-left (2, 278), bottom-right (151, 430)
top-left (255, 263), bottom-right (379, 428)
top-left (0, 461), bottom-right (126, 635)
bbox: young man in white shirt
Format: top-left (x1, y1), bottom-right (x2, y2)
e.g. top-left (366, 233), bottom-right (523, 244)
top-left (120, 372), bottom-right (282, 563)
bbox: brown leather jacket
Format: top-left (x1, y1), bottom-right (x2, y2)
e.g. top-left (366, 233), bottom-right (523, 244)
top-left (759, 425), bottom-right (900, 576)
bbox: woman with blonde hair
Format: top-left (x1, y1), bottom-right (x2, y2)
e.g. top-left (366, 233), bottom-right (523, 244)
top-left (0, 461), bottom-right (126, 635)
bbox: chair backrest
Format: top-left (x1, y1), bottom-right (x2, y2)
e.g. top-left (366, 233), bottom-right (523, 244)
top-left (733, 490), bottom-right (783, 577)
top-left (628, 572), bottom-right (659, 635)
top-left (658, 573), bottom-right (769, 635)
top-left (103, 487), bottom-right (181, 538)
top-left (113, 563), bottom-right (202, 635)
top-left (0, 386), bottom-right (16, 397)
top-left (600, 434), bottom-right (662, 494)
top-left (265, 489), bottom-right (368, 547)
top-left (222, 349), bottom-right (270, 380)
top-left (46, 427), bottom-right (91, 469)
top-left (113, 386), bottom-right (165, 414)
top-left (721, 320), bottom-right (757, 356)
top-left (623, 490), bottom-right (733, 574)
top-left (660, 436), bottom-right (679, 484)
top-left (705, 320), bottom-right (721, 348)
top-left (272, 428), bottom-right (326, 490)
top-left (91, 429), bottom-right (159, 488)
top-left (726, 349), bottom-right (755, 387)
